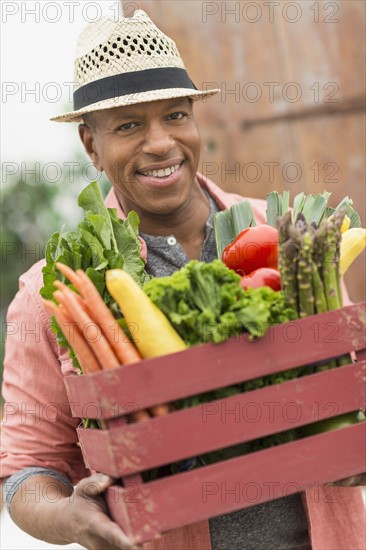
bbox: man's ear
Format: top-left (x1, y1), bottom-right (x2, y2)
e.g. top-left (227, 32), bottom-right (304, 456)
top-left (78, 124), bottom-right (103, 171)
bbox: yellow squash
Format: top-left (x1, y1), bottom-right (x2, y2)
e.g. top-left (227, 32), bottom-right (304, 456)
top-left (340, 227), bottom-right (366, 275)
top-left (341, 215), bottom-right (351, 234)
top-left (106, 269), bottom-right (186, 358)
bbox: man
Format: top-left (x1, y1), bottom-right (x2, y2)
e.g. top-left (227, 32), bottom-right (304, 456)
top-left (2, 10), bottom-right (365, 550)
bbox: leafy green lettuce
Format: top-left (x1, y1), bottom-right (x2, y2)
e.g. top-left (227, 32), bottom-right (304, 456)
top-left (144, 259), bottom-right (296, 346)
top-left (40, 181), bottom-right (150, 368)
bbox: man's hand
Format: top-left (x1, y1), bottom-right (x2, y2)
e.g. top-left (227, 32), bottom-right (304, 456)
top-left (11, 473), bottom-right (142, 550)
top-left (63, 473), bottom-right (142, 549)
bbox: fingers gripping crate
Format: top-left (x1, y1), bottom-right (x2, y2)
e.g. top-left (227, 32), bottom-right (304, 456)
top-left (64, 303), bottom-right (366, 544)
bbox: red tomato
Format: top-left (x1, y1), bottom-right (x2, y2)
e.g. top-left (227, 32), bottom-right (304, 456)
top-left (240, 268), bottom-right (281, 291)
top-left (222, 225), bottom-right (279, 275)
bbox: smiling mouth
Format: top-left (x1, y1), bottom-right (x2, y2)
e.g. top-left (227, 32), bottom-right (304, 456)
top-left (138, 162), bottom-right (183, 179)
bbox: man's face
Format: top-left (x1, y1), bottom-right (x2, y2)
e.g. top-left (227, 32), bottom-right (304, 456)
top-left (80, 97), bottom-right (201, 218)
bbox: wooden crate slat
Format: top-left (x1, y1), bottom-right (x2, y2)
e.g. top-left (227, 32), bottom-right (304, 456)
top-left (64, 372), bottom-right (100, 419)
top-left (106, 423), bottom-right (366, 544)
top-left (77, 361), bottom-right (365, 476)
top-left (76, 428), bottom-right (117, 475)
top-left (64, 304), bottom-right (366, 419)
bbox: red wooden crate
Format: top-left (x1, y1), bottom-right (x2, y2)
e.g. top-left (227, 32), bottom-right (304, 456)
top-left (64, 303), bottom-right (366, 544)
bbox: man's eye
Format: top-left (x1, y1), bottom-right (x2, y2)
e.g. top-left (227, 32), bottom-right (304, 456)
top-left (168, 112), bottom-right (186, 121)
top-left (118, 122), bottom-right (137, 131)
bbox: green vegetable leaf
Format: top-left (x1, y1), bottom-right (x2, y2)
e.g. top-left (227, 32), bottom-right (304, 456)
top-left (230, 201), bottom-right (256, 234)
top-left (78, 180), bottom-right (118, 251)
top-left (303, 192), bottom-right (331, 225)
top-left (266, 192), bottom-right (281, 227)
top-left (281, 191), bottom-right (290, 216)
top-left (85, 213), bottom-right (113, 250)
top-left (79, 229), bottom-right (107, 269)
top-left (40, 181), bottom-right (150, 368)
top-left (144, 260), bottom-right (295, 347)
top-left (213, 210), bottom-right (235, 259)
top-left (335, 197), bottom-right (361, 228)
top-left (293, 192), bottom-right (305, 221)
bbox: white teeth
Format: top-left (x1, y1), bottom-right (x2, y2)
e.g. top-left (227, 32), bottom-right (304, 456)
top-left (142, 164), bottom-right (180, 177)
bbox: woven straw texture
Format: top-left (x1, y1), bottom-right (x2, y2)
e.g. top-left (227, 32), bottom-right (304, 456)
top-left (52, 10), bottom-right (219, 122)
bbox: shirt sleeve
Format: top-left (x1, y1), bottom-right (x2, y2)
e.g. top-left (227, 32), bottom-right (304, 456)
top-left (3, 467), bottom-right (74, 517)
top-left (1, 261), bottom-right (88, 484)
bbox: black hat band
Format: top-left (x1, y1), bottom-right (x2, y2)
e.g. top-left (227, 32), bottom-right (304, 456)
top-left (74, 67), bottom-right (197, 110)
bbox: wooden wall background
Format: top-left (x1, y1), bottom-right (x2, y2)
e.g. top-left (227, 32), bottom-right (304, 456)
top-left (122, 0), bottom-right (365, 302)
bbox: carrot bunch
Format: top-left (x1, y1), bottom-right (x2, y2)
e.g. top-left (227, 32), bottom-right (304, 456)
top-left (43, 263), bottom-right (168, 421)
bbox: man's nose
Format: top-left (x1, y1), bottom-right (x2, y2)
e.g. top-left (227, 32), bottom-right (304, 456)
top-left (141, 122), bottom-right (175, 156)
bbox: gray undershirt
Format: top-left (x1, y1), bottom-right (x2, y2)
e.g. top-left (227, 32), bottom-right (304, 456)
top-left (4, 190), bottom-right (312, 549)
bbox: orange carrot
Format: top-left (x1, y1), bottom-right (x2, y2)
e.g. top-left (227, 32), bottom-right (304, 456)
top-left (55, 262), bottom-right (82, 288)
top-left (130, 410), bottom-right (151, 422)
top-left (73, 271), bottom-right (168, 417)
top-left (54, 264), bottom-right (169, 420)
top-left (53, 282), bottom-right (120, 370)
top-left (72, 290), bottom-right (88, 310)
top-left (56, 262), bottom-right (141, 365)
top-left (149, 404), bottom-right (171, 416)
top-left (76, 268), bottom-right (142, 365)
top-left (43, 299), bottom-right (101, 374)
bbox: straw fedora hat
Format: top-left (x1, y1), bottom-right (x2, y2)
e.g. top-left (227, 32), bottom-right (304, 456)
top-left (52, 10), bottom-right (220, 122)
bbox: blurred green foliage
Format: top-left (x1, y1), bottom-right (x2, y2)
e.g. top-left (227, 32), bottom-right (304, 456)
top-left (1, 156), bottom-right (110, 392)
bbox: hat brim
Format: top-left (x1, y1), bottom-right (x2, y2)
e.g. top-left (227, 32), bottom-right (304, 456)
top-left (51, 87), bottom-right (220, 123)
